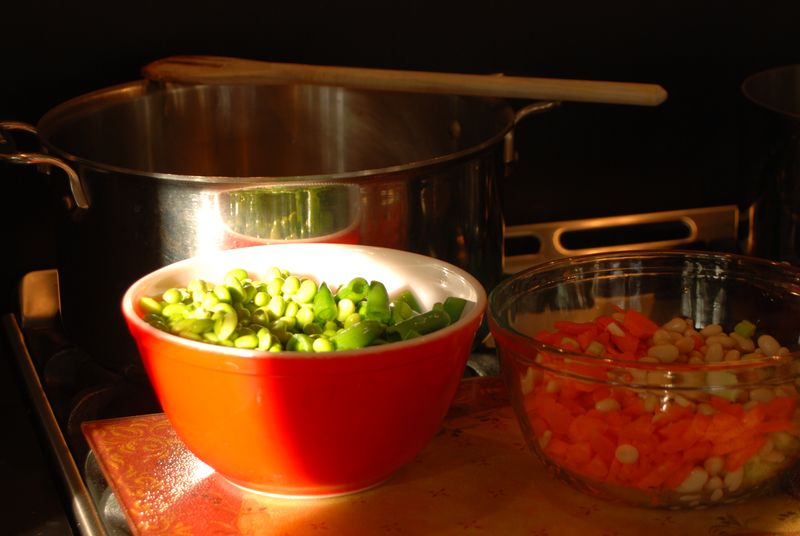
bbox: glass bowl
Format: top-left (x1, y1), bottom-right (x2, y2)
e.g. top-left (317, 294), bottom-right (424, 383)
top-left (488, 250), bottom-right (800, 509)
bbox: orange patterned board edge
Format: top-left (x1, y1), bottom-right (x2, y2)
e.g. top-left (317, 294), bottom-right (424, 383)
top-left (83, 378), bottom-right (800, 536)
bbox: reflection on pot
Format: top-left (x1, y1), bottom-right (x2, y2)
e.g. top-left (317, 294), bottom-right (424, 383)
top-left (218, 183), bottom-right (361, 247)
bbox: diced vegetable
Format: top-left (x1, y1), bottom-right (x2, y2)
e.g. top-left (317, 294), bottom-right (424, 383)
top-left (526, 308), bottom-right (800, 506)
top-left (140, 268), bottom-right (471, 352)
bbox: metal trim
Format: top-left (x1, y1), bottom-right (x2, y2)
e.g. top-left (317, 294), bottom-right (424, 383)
top-left (503, 205), bottom-right (740, 274)
top-left (3, 314), bottom-right (108, 536)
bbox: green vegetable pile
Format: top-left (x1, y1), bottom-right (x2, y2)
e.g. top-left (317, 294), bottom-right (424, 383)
top-left (138, 267), bottom-right (468, 352)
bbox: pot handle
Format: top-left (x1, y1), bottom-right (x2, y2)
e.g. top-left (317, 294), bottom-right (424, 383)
top-left (504, 101), bottom-right (561, 166)
top-left (0, 121), bottom-right (89, 209)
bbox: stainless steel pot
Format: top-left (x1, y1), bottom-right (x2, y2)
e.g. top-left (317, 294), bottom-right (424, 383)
top-left (1, 81), bottom-right (553, 373)
top-left (741, 64), bottom-right (800, 265)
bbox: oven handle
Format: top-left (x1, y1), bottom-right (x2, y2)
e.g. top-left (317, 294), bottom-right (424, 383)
top-left (0, 121), bottom-right (90, 209)
top-left (503, 205), bottom-right (741, 274)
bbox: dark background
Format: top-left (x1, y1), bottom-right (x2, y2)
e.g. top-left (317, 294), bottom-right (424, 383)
top-left (2, 2), bottom-right (800, 532)
top-left (2, 0), bottom-right (800, 315)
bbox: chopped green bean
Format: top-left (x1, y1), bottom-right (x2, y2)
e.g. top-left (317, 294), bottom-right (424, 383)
top-left (331, 319), bottom-right (384, 350)
top-left (313, 282), bottom-right (337, 322)
top-left (140, 266), bottom-right (470, 353)
top-left (365, 280), bottom-right (391, 324)
top-left (140, 296), bottom-right (163, 314)
top-left (395, 290), bottom-right (421, 313)
top-left (388, 309), bottom-right (451, 340)
top-left (336, 277), bottom-right (369, 302)
top-left (443, 296), bottom-right (467, 322)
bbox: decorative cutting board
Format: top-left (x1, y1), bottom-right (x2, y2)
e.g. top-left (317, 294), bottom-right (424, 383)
top-left (83, 378), bottom-right (800, 535)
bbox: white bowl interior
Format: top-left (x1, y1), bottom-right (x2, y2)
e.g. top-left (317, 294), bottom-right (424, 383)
top-left (123, 244), bottom-right (486, 350)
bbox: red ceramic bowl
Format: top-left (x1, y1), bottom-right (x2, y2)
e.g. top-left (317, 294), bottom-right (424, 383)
top-left (122, 244), bottom-right (486, 497)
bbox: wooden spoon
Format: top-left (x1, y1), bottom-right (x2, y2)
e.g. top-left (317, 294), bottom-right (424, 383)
top-left (142, 55), bottom-right (667, 107)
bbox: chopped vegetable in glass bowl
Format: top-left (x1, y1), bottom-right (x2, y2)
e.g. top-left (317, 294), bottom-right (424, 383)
top-left (488, 250), bottom-right (800, 509)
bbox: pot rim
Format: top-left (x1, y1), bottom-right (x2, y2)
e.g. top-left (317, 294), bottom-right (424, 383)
top-left (742, 64), bottom-right (800, 121)
top-left (36, 80), bottom-right (517, 183)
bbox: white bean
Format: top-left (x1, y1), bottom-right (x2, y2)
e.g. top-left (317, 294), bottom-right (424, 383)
top-left (710, 488), bottom-right (724, 501)
top-left (700, 324), bottom-right (723, 337)
top-left (705, 334), bottom-right (736, 348)
top-left (615, 444), bottom-right (639, 464)
top-left (664, 317), bottom-right (688, 332)
top-left (762, 450), bottom-right (786, 463)
top-left (758, 334), bottom-right (781, 356)
top-left (724, 467), bottom-right (744, 492)
top-left (675, 336), bottom-right (695, 354)
top-left (705, 475), bottom-right (723, 491)
top-left (643, 394), bottom-right (658, 413)
top-left (676, 467), bottom-right (709, 493)
top-left (607, 321), bottom-right (625, 337)
top-left (653, 329), bottom-right (672, 345)
top-left (750, 388), bottom-right (775, 403)
top-left (704, 456), bottom-right (724, 475)
top-left (648, 344), bottom-right (680, 363)
top-left (697, 403), bottom-right (716, 416)
top-left (705, 342), bottom-right (724, 363)
top-left (595, 398), bottom-right (620, 412)
top-left (723, 349), bottom-right (741, 362)
top-left (730, 332), bottom-right (755, 353)
top-left (684, 327), bottom-right (701, 338)
top-left (539, 430), bottom-right (552, 449)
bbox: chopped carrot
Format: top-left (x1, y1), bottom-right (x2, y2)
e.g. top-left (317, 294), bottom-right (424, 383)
top-left (765, 396), bottom-right (796, 422)
top-left (664, 462), bottom-right (695, 489)
top-left (658, 419), bottom-right (691, 440)
top-left (554, 320), bottom-right (596, 335)
top-left (582, 455), bottom-right (609, 480)
top-left (565, 442), bottom-right (593, 467)
top-left (530, 415), bottom-right (549, 437)
top-left (576, 328), bottom-right (599, 351)
top-left (705, 411), bottom-right (741, 441)
top-left (682, 440), bottom-right (713, 462)
top-left (635, 456), bottom-right (682, 489)
top-left (742, 403), bottom-right (767, 428)
top-left (709, 395), bottom-right (745, 417)
top-left (725, 437), bottom-right (767, 472)
top-left (589, 433), bottom-right (617, 465)
top-left (538, 397), bottom-right (574, 434)
top-left (713, 434), bottom-right (758, 457)
top-left (754, 419), bottom-right (795, 435)
top-left (534, 330), bottom-right (556, 344)
top-left (622, 309), bottom-right (659, 339)
top-left (567, 414), bottom-right (608, 442)
top-left (545, 437), bottom-right (569, 459)
top-left (611, 332), bottom-right (640, 355)
top-left (591, 386), bottom-right (613, 403)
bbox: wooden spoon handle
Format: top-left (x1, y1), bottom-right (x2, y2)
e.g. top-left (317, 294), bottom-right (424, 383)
top-left (142, 55), bottom-right (667, 107)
